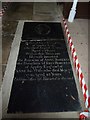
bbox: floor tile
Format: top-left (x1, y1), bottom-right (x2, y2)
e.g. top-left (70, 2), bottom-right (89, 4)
top-left (0, 65), bottom-right (2, 87)
top-left (2, 64), bottom-right (6, 79)
top-left (2, 21), bottom-right (18, 64)
top-left (2, 21), bottom-right (18, 35)
top-left (33, 3), bottom-right (60, 21)
top-left (66, 19), bottom-right (88, 86)
top-left (3, 3), bottom-right (33, 21)
top-left (0, 42), bottom-right (2, 65)
top-left (2, 36), bottom-right (12, 64)
top-left (66, 19), bottom-right (88, 36)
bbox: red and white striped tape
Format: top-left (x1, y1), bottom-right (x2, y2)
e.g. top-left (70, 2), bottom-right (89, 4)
top-left (80, 110), bottom-right (90, 119)
top-left (0, 2), bottom-right (10, 18)
top-left (63, 18), bottom-right (90, 119)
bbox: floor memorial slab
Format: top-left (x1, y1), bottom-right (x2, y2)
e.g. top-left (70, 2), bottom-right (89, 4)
top-left (2, 21), bottom-right (84, 119)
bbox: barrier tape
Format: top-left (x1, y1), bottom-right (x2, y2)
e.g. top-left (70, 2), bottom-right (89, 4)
top-left (63, 18), bottom-right (90, 119)
top-left (80, 110), bottom-right (90, 119)
top-left (0, 2), bottom-right (10, 17)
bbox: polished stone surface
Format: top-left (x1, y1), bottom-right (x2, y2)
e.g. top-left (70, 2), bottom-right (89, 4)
top-left (22, 22), bottom-right (64, 40)
top-left (7, 22), bottom-right (81, 113)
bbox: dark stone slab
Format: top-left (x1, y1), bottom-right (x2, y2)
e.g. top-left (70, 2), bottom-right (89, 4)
top-left (8, 80), bottom-right (81, 113)
top-left (7, 22), bottom-right (82, 113)
top-left (22, 22), bottom-right (64, 40)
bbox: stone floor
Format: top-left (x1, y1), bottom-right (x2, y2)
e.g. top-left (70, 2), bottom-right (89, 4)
top-left (66, 19), bottom-right (88, 87)
top-left (2, 2), bottom-right (62, 81)
top-left (1, 2), bottom-right (89, 119)
top-left (3, 2), bottom-right (33, 21)
top-left (2, 2), bottom-right (33, 82)
top-left (2, 2), bottom-right (88, 89)
top-left (33, 2), bottom-right (62, 21)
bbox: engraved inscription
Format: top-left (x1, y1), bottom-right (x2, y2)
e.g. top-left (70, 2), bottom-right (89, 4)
top-left (14, 40), bottom-right (74, 82)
